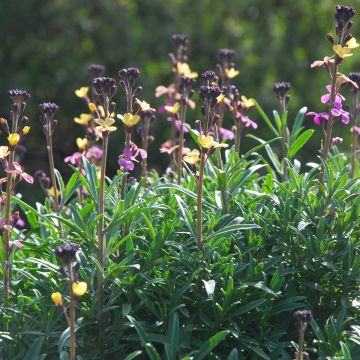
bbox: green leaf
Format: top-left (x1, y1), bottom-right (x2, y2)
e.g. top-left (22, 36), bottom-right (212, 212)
top-left (288, 129), bottom-right (314, 159)
top-left (24, 337), bottom-right (44, 360)
top-left (196, 330), bottom-right (230, 360)
top-left (253, 100), bottom-right (279, 136)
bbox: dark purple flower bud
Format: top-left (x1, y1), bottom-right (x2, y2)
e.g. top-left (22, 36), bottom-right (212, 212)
top-left (202, 71), bottom-right (218, 83)
top-left (199, 85), bottom-right (222, 105)
top-left (143, 109), bottom-right (156, 121)
top-left (225, 85), bottom-right (240, 99)
top-left (218, 48), bottom-right (235, 62)
top-left (179, 76), bottom-right (197, 95)
top-left (88, 64), bottom-right (106, 78)
top-left (55, 243), bottom-right (79, 264)
top-left (34, 169), bottom-right (51, 189)
top-left (335, 5), bottom-right (356, 25)
top-left (327, 33), bottom-right (335, 44)
top-left (118, 68), bottom-right (140, 82)
top-left (272, 82), bottom-right (291, 97)
top-left (39, 102), bottom-right (59, 117)
top-left (195, 120), bottom-right (202, 133)
top-left (93, 77), bottom-right (117, 98)
top-left (172, 34), bottom-right (189, 48)
top-left (8, 89), bottom-right (31, 104)
top-left (294, 309), bottom-right (313, 323)
top-left (133, 86), bottom-right (143, 97)
top-left (109, 102), bottom-right (116, 114)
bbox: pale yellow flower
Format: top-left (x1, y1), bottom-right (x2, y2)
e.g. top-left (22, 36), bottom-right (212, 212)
top-left (72, 282), bottom-right (87, 297)
top-left (117, 113), bottom-right (141, 127)
top-left (95, 117), bottom-right (117, 132)
top-left (135, 98), bottom-right (154, 111)
top-left (225, 68), bottom-right (240, 79)
top-left (88, 103), bottom-right (97, 112)
top-left (183, 149), bottom-right (200, 165)
top-left (176, 63), bottom-right (198, 79)
top-left (8, 133), bottom-right (20, 146)
top-left (74, 113), bottom-right (92, 125)
top-left (51, 292), bottom-right (63, 305)
top-left (76, 138), bottom-right (89, 150)
top-left (22, 126), bottom-right (30, 135)
top-left (75, 87), bottom-right (89, 98)
top-left (164, 102), bottom-right (180, 115)
top-left (240, 96), bottom-right (254, 109)
top-left (217, 93), bottom-right (225, 104)
top-left (0, 146), bottom-right (9, 159)
top-left (346, 37), bottom-right (359, 49)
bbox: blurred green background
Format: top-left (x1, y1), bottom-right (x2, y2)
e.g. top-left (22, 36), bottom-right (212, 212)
top-left (0, 0), bottom-right (360, 202)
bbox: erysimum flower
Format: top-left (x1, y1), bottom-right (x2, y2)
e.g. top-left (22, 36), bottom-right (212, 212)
top-left (72, 282), bottom-right (87, 297)
top-left (240, 96), bottom-right (254, 109)
top-left (183, 149), bottom-right (200, 164)
top-left (198, 134), bottom-right (228, 149)
top-left (176, 63), bottom-right (198, 79)
top-left (117, 113), bottom-right (141, 127)
top-left (76, 138), bottom-right (88, 151)
top-left (135, 98), bottom-right (154, 112)
top-left (51, 292), bottom-right (63, 305)
top-left (237, 113), bottom-right (258, 129)
top-left (306, 112), bottom-right (329, 126)
top-left (164, 102), bottom-right (180, 115)
top-left (118, 142), bottom-right (147, 171)
top-left (22, 126), bottom-right (30, 135)
top-left (0, 146), bottom-right (9, 160)
top-left (5, 162), bottom-right (33, 184)
top-left (225, 68), bottom-right (240, 79)
top-left (333, 37), bottom-right (359, 58)
top-left (74, 113), bottom-right (92, 125)
top-left (75, 86), bottom-right (89, 98)
top-left (95, 117), bottom-right (117, 132)
top-left (8, 133), bottom-right (20, 146)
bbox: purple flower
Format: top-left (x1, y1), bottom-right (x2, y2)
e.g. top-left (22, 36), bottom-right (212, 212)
top-left (64, 152), bottom-right (82, 166)
top-left (321, 85), bottom-right (344, 109)
top-left (237, 113), bottom-right (258, 129)
top-left (331, 137), bottom-right (343, 146)
top-left (5, 162), bottom-right (33, 184)
top-left (86, 146), bottom-right (103, 161)
top-left (306, 112), bottom-right (329, 126)
top-left (158, 99), bottom-right (174, 114)
top-left (351, 126), bottom-right (360, 136)
top-left (118, 142), bottom-right (147, 172)
top-left (331, 108), bottom-right (349, 124)
top-left (174, 119), bottom-right (190, 133)
top-left (209, 128), bottom-right (235, 141)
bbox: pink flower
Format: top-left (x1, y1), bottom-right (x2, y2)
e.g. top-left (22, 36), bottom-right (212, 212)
top-left (331, 108), bottom-right (349, 124)
top-left (351, 126), bottom-right (360, 136)
top-left (5, 162), bottom-right (33, 184)
top-left (331, 137), bottom-right (343, 146)
top-left (306, 112), bottom-right (329, 126)
top-left (118, 142), bottom-right (147, 172)
top-left (321, 85), bottom-right (344, 109)
top-left (86, 146), bottom-right (103, 161)
top-left (64, 152), bottom-right (82, 166)
top-left (237, 113), bottom-right (258, 129)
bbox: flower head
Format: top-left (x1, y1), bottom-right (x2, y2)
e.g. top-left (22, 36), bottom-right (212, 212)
top-left (118, 67), bottom-right (140, 82)
top-left (225, 68), bottom-right (240, 79)
top-left (22, 126), bottom-right (30, 135)
top-left (272, 82), bottom-right (291, 97)
top-left (55, 243), bottom-right (79, 264)
top-left (183, 149), bottom-right (200, 165)
top-left (176, 63), bottom-right (198, 79)
top-left (74, 113), bottom-right (92, 125)
top-left (164, 102), bottom-right (180, 115)
top-left (0, 146), bottom-right (9, 160)
top-left (240, 96), bottom-right (254, 109)
top-left (72, 282), bottom-right (87, 297)
top-left (118, 113), bottom-right (141, 127)
top-left (8, 89), bottom-right (31, 104)
top-left (76, 138), bottom-right (89, 151)
top-left (8, 133), bottom-right (20, 146)
top-left (75, 87), bottom-right (89, 99)
top-left (88, 64), bottom-right (106, 78)
top-left (218, 48), bottom-right (236, 62)
top-left (307, 111), bottom-right (329, 126)
top-left (95, 117), bottom-right (117, 132)
top-left (135, 98), bottom-right (154, 112)
top-left (51, 292), bottom-right (63, 306)
top-left (294, 309), bottom-right (313, 323)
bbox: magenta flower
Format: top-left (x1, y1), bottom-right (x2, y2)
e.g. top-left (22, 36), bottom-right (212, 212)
top-left (331, 137), bottom-right (343, 146)
top-left (237, 113), bottom-right (258, 129)
top-left (321, 85), bottom-right (344, 108)
top-left (331, 108), bottom-right (349, 124)
top-left (209, 127), bottom-right (235, 141)
top-left (64, 152), bottom-right (82, 166)
top-left (174, 119), bottom-right (190, 133)
top-left (86, 146), bottom-right (103, 161)
top-left (306, 112), bottom-right (329, 126)
top-left (118, 142), bottom-right (147, 172)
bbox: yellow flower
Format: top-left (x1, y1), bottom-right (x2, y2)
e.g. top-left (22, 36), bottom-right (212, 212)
top-left (72, 281), bottom-right (87, 297)
top-left (164, 102), bottom-right (180, 115)
top-left (76, 138), bottom-right (89, 150)
top-left (95, 117), bottom-right (117, 132)
top-left (136, 98), bottom-right (154, 111)
top-left (217, 93), bottom-right (225, 104)
top-left (225, 68), bottom-right (240, 79)
top-left (88, 103), bottom-right (97, 112)
top-left (75, 87), bottom-right (89, 98)
top-left (51, 292), bottom-right (63, 306)
top-left (22, 126), bottom-right (30, 135)
top-left (183, 149), bottom-right (200, 165)
top-left (198, 134), bottom-right (216, 149)
top-left (0, 146), bottom-right (9, 159)
top-left (333, 45), bottom-right (353, 58)
top-left (346, 37), bottom-right (359, 49)
top-left (176, 62), bottom-right (198, 79)
top-left (8, 133), bottom-right (20, 146)
top-left (240, 96), bottom-right (254, 109)
top-left (117, 113), bottom-right (141, 127)
top-left (74, 113), bottom-right (92, 125)
top-left (49, 186), bottom-right (59, 198)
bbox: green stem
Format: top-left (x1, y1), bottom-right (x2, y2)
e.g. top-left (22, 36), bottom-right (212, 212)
top-left (197, 150), bottom-right (205, 253)
top-left (177, 104), bottom-right (187, 184)
top-left (2, 150), bottom-right (15, 332)
top-left (47, 132), bottom-right (63, 237)
top-left (97, 132), bottom-right (109, 350)
top-left (68, 264), bottom-right (76, 360)
top-left (296, 322), bottom-right (305, 360)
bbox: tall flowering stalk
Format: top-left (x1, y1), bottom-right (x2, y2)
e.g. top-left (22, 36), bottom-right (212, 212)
top-left (308, 6), bottom-right (358, 175)
top-left (139, 109), bottom-right (156, 177)
top-left (1, 90), bottom-right (32, 331)
top-left (183, 78), bottom-right (228, 252)
top-left (273, 82), bottom-right (291, 177)
top-left (348, 72), bottom-right (360, 176)
top-left (92, 76), bottom-right (117, 345)
top-left (51, 244), bottom-right (87, 360)
top-left (176, 77), bottom-right (196, 183)
top-left (39, 102), bottom-right (63, 235)
top-left (293, 310), bottom-right (313, 360)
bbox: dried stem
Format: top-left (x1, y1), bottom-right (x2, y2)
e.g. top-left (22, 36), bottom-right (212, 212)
top-left (351, 92), bottom-right (358, 177)
top-left (67, 264), bottom-right (76, 360)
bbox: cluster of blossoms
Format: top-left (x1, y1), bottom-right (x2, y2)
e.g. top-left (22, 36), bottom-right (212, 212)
top-left (308, 5), bottom-right (358, 155)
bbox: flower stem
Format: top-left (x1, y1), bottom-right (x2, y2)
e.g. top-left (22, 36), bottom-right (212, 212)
top-left (97, 131), bottom-right (109, 350)
top-left (321, 59), bottom-right (339, 179)
top-left (177, 104), bottom-right (187, 184)
top-left (67, 264), bottom-right (76, 360)
top-left (296, 322), bottom-right (305, 360)
top-left (2, 150), bottom-right (15, 332)
top-left (351, 92), bottom-right (358, 177)
top-left (47, 132), bottom-right (63, 236)
top-left (197, 150), bottom-right (205, 253)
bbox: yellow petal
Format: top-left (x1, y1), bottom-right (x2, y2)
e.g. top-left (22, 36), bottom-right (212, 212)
top-left (333, 45), bottom-right (353, 58)
top-left (346, 37), bottom-right (359, 49)
top-left (198, 134), bottom-right (215, 149)
top-left (0, 146), bottom-right (9, 159)
top-left (22, 126), bottom-right (30, 135)
top-left (8, 133), bottom-right (20, 146)
top-left (76, 138), bottom-right (88, 150)
top-left (74, 113), bottom-right (92, 125)
top-left (88, 103), bottom-right (97, 112)
top-left (120, 113), bottom-right (141, 127)
top-left (75, 87), bottom-right (89, 98)
top-left (72, 281), bottom-right (87, 297)
top-left (217, 93), bottom-right (225, 103)
top-left (51, 292), bottom-right (63, 305)
top-left (225, 68), bottom-right (240, 79)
